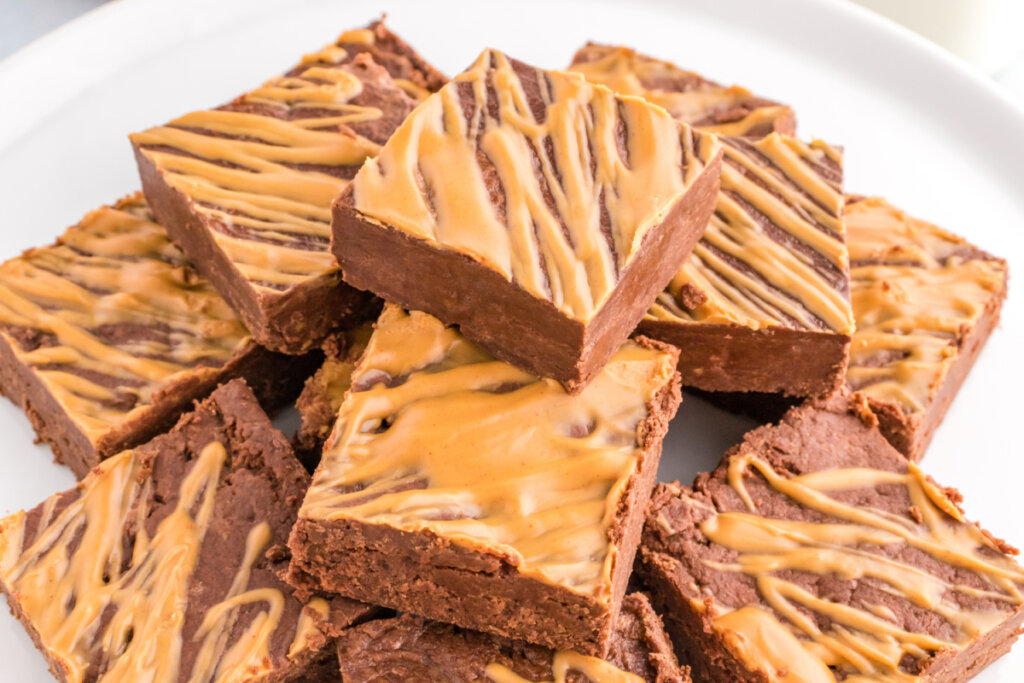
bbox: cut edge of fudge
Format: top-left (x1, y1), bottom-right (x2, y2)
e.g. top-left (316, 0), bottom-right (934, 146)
top-left (332, 48), bottom-right (722, 392)
top-left (0, 379), bottom-right (376, 682)
top-left (844, 196), bottom-right (1008, 461)
top-left (0, 194), bottom-right (319, 479)
top-left (288, 306), bottom-right (682, 655)
top-left (335, 592), bottom-right (689, 682)
top-left (639, 390), bottom-right (1024, 682)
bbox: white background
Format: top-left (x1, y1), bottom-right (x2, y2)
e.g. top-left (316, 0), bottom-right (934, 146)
top-left (0, 0), bottom-right (1022, 680)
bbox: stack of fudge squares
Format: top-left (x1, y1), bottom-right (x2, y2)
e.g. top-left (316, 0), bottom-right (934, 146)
top-left (0, 17), bottom-right (1017, 683)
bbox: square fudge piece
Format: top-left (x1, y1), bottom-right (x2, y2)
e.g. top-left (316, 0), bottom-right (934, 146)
top-left (335, 593), bottom-right (687, 682)
top-left (131, 21), bottom-right (437, 354)
top-left (640, 391), bottom-right (1024, 682)
top-left (568, 43), bottom-right (796, 138)
top-left (0, 195), bottom-right (316, 479)
top-left (288, 305), bottom-right (682, 655)
top-left (845, 196), bottom-right (1008, 460)
top-left (0, 380), bottom-right (375, 682)
top-left (332, 49), bottom-right (722, 392)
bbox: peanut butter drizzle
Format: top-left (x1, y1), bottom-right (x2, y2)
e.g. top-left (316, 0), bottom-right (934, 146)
top-left (0, 196), bottom-right (251, 445)
top-left (845, 198), bottom-right (1007, 413)
top-left (645, 134), bottom-right (853, 333)
top-left (485, 652), bottom-right (644, 682)
top-left (567, 44), bottom-right (793, 136)
top-left (309, 28), bottom-right (432, 102)
top-left (301, 305), bottom-right (676, 596)
top-left (0, 441), bottom-right (316, 682)
top-left (131, 35), bottom-right (392, 293)
top-left (349, 49), bottom-right (720, 322)
top-left (697, 451), bottom-right (1024, 681)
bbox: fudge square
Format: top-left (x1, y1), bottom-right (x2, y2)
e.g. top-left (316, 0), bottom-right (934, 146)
top-left (0, 380), bottom-right (374, 682)
top-left (640, 391), bottom-right (1024, 682)
top-left (568, 43), bottom-right (796, 138)
top-left (336, 593), bottom-right (688, 682)
top-left (131, 21), bottom-right (430, 354)
top-left (0, 194), bottom-right (316, 479)
top-left (332, 48), bottom-right (722, 392)
top-left (640, 133), bottom-right (854, 398)
top-left (288, 305), bottom-right (682, 655)
top-left (845, 196), bottom-right (1008, 461)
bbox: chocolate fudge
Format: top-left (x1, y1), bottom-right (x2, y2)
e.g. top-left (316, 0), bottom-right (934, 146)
top-left (336, 593), bottom-right (688, 682)
top-left (332, 49), bottom-right (722, 392)
top-left (569, 43), bottom-right (796, 138)
top-left (845, 197), bottom-right (1008, 460)
top-left (0, 380), bottom-right (374, 682)
top-left (330, 18), bottom-right (447, 100)
top-left (289, 305), bottom-right (682, 655)
top-left (131, 21), bottom-right (433, 354)
top-left (0, 195), bottom-right (316, 479)
top-left (640, 391), bottom-right (1024, 682)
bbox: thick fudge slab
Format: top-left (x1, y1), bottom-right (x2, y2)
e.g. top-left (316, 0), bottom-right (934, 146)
top-left (569, 43), bottom-right (796, 138)
top-left (845, 197), bottom-right (1008, 461)
top-left (131, 22), bottom-right (429, 354)
top-left (289, 306), bottom-right (682, 655)
top-left (640, 391), bottom-right (1024, 682)
top-left (0, 380), bottom-right (374, 682)
top-left (0, 195), bottom-right (316, 479)
top-left (336, 593), bottom-right (688, 682)
top-left (332, 49), bottom-right (721, 392)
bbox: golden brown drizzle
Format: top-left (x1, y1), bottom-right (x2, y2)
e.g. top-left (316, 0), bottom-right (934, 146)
top-left (845, 198), bottom-right (1007, 413)
top-left (131, 36), bottom-right (401, 293)
top-left (0, 442), bottom-right (314, 683)
top-left (567, 44), bottom-right (793, 136)
top-left (0, 196), bottom-right (251, 445)
top-left (349, 49), bottom-right (720, 322)
top-left (645, 134), bottom-right (852, 333)
top-left (300, 305), bottom-right (676, 596)
top-left (485, 651), bottom-right (644, 682)
top-left (698, 451), bottom-right (1024, 682)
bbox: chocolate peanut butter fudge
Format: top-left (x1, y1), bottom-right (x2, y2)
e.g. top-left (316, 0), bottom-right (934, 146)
top-left (569, 43), bottom-right (796, 138)
top-left (289, 305), bottom-right (682, 655)
top-left (332, 49), bottom-right (722, 392)
top-left (0, 380), bottom-right (375, 682)
top-left (640, 391), bottom-right (1024, 682)
top-left (845, 197), bottom-right (1008, 461)
top-left (332, 18), bottom-right (447, 100)
top-left (336, 593), bottom-right (688, 682)
top-left (640, 134), bottom-right (854, 398)
top-left (0, 195), bottom-right (316, 479)
top-left (131, 23), bottom-right (428, 354)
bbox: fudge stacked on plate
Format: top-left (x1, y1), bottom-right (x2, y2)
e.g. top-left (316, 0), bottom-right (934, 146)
top-left (0, 17), bottom-right (1017, 683)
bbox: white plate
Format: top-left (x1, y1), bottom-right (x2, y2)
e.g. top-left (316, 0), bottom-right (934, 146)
top-left (0, 0), bottom-right (1022, 679)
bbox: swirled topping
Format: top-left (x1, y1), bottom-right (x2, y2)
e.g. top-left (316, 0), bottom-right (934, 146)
top-left (568, 43), bottom-right (795, 138)
top-left (0, 195), bottom-right (251, 447)
top-left (844, 197), bottom-right (1007, 414)
top-left (301, 305), bottom-right (677, 597)
top-left (348, 49), bottom-right (721, 322)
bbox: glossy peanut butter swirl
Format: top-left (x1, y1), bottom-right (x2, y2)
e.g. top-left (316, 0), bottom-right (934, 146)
top-left (302, 306), bottom-right (676, 597)
top-left (486, 652), bottom-right (643, 683)
top-left (349, 49), bottom-right (720, 322)
top-left (697, 451), bottom-right (1024, 682)
top-left (0, 196), bottom-right (251, 446)
top-left (568, 44), bottom-right (793, 137)
top-left (131, 38), bottom-right (401, 293)
top-left (845, 198), bottom-right (1006, 414)
top-left (647, 134), bottom-right (853, 334)
top-left (0, 442), bottom-right (313, 682)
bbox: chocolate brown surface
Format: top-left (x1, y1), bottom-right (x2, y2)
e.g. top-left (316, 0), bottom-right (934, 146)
top-left (0, 379), bottom-right (375, 682)
top-left (0, 195), bottom-right (317, 479)
top-left (289, 307), bottom-right (682, 656)
top-left (333, 49), bottom-right (721, 392)
top-left (640, 391), bottom-right (1024, 682)
top-left (131, 22), bottom-right (427, 354)
top-left (336, 593), bottom-right (688, 682)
